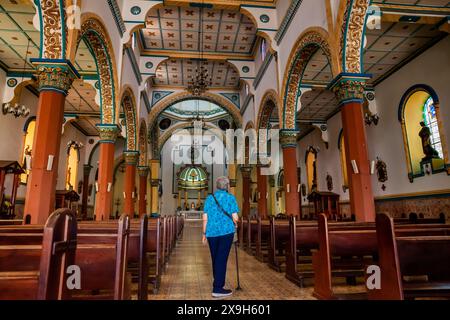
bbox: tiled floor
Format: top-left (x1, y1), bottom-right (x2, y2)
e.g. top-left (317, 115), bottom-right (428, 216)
top-left (149, 220), bottom-right (317, 300)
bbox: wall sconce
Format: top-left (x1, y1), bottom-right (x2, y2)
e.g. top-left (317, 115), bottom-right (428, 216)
top-left (95, 182), bottom-right (99, 192)
top-left (46, 155), bottom-right (54, 171)
top-left (351, 160), bottom-right (359, 174)
top-left (107, 182), bottom-right (112, 192)
top-left (2, 103), bottom-right (30, 118)
top-left (365, 113), bottom-right (379, 126)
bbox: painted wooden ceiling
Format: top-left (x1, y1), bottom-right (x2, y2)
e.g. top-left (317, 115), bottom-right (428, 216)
top-left (140, 5), bottom-right (257, 57)
top-left (0, 1), bottom-right (96, 74)
top-left (153, 58), bottom-right (240, 88)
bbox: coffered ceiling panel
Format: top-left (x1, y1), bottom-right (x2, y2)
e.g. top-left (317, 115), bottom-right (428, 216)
top-left (141, 6), bottom-right (257, 56)
top-left (363, 21), bottom-right (447, 85)
top-left (65, 80), bottom-right (99, 114)
top-left (153, 58), bottom-right (240, 88)
top-left (298, 89), bottom-right (338, 122)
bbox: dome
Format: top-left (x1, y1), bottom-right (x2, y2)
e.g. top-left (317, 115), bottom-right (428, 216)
top-left (177, 166), bottom-right (209, 190)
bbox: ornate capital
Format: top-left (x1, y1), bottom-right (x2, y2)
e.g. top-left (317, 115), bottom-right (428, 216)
top-left (240, 165), bottom-right (253, 178)
top-left (138, 166), bottom-right (149, 177)
top-left (31, 59), bottom-right (79, 95)
top-left (97, 124), bottom-right (120, 143)
top-left (124, 151), bottom-right (139, 165)
top-left (83, 164), bottom-right (93, 176)
top-left (329, 73), bottom-right (371, 105)
top-left (280, 130), bottom-right (299, 149)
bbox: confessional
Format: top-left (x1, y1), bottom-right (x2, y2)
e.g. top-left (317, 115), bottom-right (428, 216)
top-left (0, 161), bottom-right (25, 219)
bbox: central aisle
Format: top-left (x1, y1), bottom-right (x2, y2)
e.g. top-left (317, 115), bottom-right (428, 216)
top-left (151, 220), bottom-right (316, 300)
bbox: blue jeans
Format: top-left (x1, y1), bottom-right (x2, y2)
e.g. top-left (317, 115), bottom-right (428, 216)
top-left (207, 233), bottom-right (234, 291)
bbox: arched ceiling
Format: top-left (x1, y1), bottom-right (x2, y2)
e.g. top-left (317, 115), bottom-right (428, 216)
top-left (140, 5), bottom-right (257, 58)
top-left (153, 58), bottom-right (240, 89)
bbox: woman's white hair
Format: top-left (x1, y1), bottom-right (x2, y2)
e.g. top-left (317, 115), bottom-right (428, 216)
top-left (216, 176), bottom-right (230, 190)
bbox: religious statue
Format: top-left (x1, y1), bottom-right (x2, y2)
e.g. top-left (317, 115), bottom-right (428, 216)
top-left (66, 167), bottom-right (72, 190)
top-left (419, 121), bottom-right (440, 161)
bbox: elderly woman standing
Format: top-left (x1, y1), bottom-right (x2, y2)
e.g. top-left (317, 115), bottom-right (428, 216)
top-left (203, 176), bottom-right (239, 298)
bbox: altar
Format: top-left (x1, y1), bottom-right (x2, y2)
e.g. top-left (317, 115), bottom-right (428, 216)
top-left (180, 210), bottom-right (204, 220)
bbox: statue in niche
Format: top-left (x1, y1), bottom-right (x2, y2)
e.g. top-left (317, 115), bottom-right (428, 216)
top-left (312, 159), bottom-right (318, 192)
top-left (66, 167), bottom-right (72, 190)
top-left (419, 121), bottom-right (440, 161)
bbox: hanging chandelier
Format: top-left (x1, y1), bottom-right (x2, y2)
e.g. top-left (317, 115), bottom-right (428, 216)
top-left (2, 39), bottom-right (31, 118)
top-left (187, 1), bottom-right (212, 96)
top-left (187, 63), bottom-right (212, 96)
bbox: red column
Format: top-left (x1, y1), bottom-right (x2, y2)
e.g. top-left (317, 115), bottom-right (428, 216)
top-left (124, 151), bottom-right (138, 217)
top-left (241, 166), bottom-right (252, 219)
top-left (24, 62), bottom-right (77, 224)
top-left (94, 125), bottom-right (119, 221)
top-left (280, 131), bottom-right (301, 217)
top-left (256, 165), bottom-right (268, 219)
top-left (332, 75), bottom-right (375, 222)
top-left (138, 166), bottom-right (149, 217)
top-left (341, 102), bottom-right (375, 222)
top-left (81, 164), bottom-right (92, 220)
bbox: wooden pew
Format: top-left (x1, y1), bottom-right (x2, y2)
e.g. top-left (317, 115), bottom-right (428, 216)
top-left (0, 220), bottom-right (23, 226)
top-left (370, 213), bottom-right (450, 300)
top-left (246, 217), bottom-right (258, 255)
top-left (267, 217), bottom-right (291, 272)
top-left (255, 217), bottom-right (270, 262)
top-left (312, 214), bottom-right (378, 300)
top-left (312, 214), bottom-right (450, 300)
top-left (0, 214), bottom-right (131, 300)
top-left (0, 209), bottom-right (77, 300)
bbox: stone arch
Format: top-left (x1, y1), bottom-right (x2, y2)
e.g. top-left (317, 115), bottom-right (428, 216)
top-left (138, 120), bottom-right (148, 167)
top-left (78, 14), bottom-right (119, 125)
top-left (148, 92), bottom-right (243, 131)
top-left (281, 27), bottom-right (334, 129)
top-left (158, 122), bottom-right (225, 154)
top-left (37, 0), bottom-right (67, 59)
top-left (339, 0), bottom-right (372, 73)
top-left (118, 86), bottom-right (138, 151)
top-left (257, 89), bottom-right (281, 130)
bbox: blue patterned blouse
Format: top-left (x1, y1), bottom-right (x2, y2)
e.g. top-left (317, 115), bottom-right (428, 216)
top-left (204, 189), bottom-right (239, 238)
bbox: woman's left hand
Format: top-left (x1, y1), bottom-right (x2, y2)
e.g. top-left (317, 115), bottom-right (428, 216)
top-left (202, 235), bottom-right (207, 245)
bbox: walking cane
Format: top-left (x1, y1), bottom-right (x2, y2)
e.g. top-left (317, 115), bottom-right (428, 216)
top-left (234, 237), bottom-right (242, 291)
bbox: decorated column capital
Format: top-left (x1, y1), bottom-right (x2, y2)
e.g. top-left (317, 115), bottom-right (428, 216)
top-left (83, 164), bottom-right (93, 176)
top-left (138, 166), bottom-right (149, 177)
top-left (240, 165), bottom-right (253, 178)
top-left (280, 130), bottom-right (299, 149)
top-left (124, 150), bottom-right (139, 165)
top-left (31, 59), bottom-right (79, 96)
top-left (329, 73), bottom-right (371, 106)
top-left (97, 124), bottom-right (120, 144)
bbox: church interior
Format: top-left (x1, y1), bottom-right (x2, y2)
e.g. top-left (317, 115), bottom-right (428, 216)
top-left (0, 0), bottom-right (449, 301)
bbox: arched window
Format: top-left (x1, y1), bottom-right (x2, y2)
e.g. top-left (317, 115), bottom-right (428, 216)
top-left (260, 38), bottom-right (267, 62)
top-left (66, 143), bottom-right (80, 191)
top-left (20, 117), bottom-right (36, 184)
top-left (399, 85), bottom-right (449, 181)
top-left (423, 97), bottom-right (443, 158)
top-left (305, 147), bottom-right (318, 193)
top-left (338, 130), bottom-right (348, 190)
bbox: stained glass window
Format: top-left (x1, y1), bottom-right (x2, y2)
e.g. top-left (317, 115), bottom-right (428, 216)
top-left (260, 39), bottom-right (267, 62)
top-left (423, 97), bottom-right (443, 158)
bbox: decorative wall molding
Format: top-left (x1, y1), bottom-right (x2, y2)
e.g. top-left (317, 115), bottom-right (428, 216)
top-left (253, 52), bottom-right (274, 90)
top-left (107, 0), bottom-right (126, 37)
top-left (274, 0), bottom-right (304, 45)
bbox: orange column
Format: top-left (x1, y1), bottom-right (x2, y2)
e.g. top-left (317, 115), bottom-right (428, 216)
top-left (280, 130), bottom-right (301, 217)
top-left (94, 125), bottom-right (119, 221)
top-left (124, 151), bottom-right (138, 217)
top-left (332, 74), bottom-right (375, 222)
top-left (240, 166), bottom-right (252, 219)
top-left (138, 166), bottom-right (149, 217)
top-left (81, 164), bottom-right (92, 220)
top-left (24, 61), bottom-right (77, 225)
top-left (256, 165), bottom-right (268, 219)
